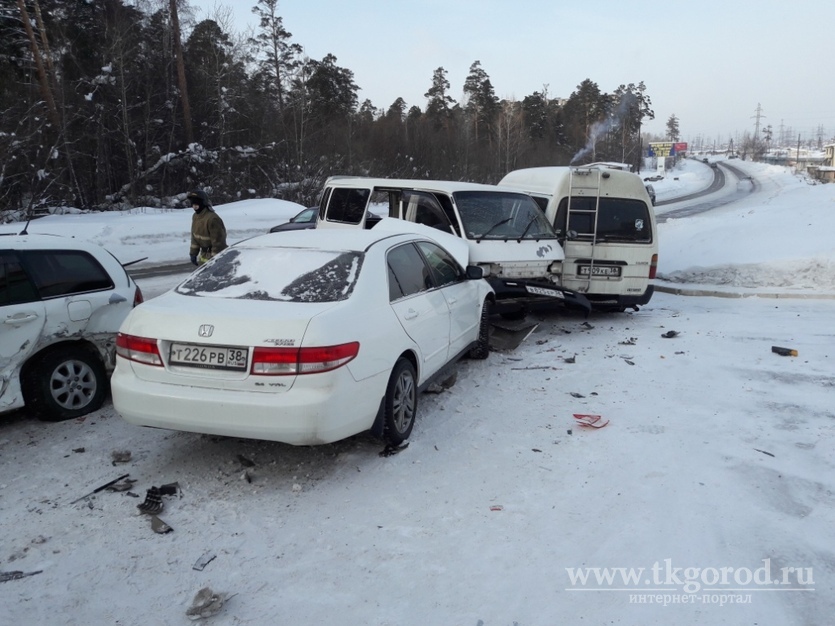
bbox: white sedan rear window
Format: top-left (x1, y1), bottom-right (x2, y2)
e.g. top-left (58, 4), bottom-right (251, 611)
top-left (176, 248), bottom-right (363, 302)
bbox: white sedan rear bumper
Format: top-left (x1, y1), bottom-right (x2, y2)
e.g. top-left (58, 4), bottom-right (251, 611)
top-left (111, 366), bottom-right (387, 445)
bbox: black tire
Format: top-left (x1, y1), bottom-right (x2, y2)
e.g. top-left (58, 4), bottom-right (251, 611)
top-left (24, 346), bottom-right (108, 422)
top-left (383, 358), bottom-right (418, 445)
top-left (468, 298), bottom-right (492, 359)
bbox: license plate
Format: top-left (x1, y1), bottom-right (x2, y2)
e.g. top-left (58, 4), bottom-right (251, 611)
top-left (525, 285), bottom-right (565, 299)
top-left (169, 343), bottom-right (249, 371)
top-left (578, 265), bottom-right (621, 277)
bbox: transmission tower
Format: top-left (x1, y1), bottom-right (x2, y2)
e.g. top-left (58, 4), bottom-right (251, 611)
top-left (752, 103), bottom-right (765, 139)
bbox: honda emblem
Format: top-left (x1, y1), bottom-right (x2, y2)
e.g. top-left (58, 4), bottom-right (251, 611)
top-left (198, 324), bottom-right (214, 338)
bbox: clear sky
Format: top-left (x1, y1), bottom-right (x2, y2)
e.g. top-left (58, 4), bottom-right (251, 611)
top-left (189, 0), bottom-right (834, 147)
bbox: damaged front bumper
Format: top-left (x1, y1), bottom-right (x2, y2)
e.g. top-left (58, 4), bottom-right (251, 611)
top-left (487, 277), bottom-right (591, 316)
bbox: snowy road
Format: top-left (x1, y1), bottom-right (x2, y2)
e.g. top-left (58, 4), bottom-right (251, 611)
top-left (1, 293), bottom-right (833, 625)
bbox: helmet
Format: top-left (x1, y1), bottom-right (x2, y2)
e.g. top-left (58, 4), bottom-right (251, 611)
top-left (187, 189), bottom-right (210, 208)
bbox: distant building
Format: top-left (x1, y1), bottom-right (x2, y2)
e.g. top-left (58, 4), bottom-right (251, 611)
top-left (760, 151), bottom-right (791, 166)
top-left (809, 144), bottom-right (834, 183)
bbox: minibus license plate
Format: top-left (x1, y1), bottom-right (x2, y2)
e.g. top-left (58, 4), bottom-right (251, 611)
top-left (526, 285), bottom-right (565, 299)
top-left (579, 265), bottom-right (621, 277)
top-left (169, 343), bottom-right (248, 371)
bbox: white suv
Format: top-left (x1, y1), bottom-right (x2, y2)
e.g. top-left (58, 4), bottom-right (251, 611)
top-left (1, 233), bottom-right (143, 420)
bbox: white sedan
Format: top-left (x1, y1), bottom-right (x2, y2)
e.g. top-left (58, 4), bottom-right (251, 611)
top-left (111, 228), bottom-right (494, 446)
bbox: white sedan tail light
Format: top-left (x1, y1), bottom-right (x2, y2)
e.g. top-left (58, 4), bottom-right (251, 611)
top-left (116, 333), bottom-right (162, 366)
top-left (251, 342), bottom-right (359, 375)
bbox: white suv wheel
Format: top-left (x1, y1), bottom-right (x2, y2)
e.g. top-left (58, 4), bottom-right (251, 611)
top-left (24, 347), bottom-right (107, 421)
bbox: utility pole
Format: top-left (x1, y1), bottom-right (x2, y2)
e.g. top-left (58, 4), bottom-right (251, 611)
top-left (796, 134), bottom-right (801, 173)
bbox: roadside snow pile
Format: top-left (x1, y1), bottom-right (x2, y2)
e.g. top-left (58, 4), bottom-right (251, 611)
top-left (657, 162), bottom-right (835, 293)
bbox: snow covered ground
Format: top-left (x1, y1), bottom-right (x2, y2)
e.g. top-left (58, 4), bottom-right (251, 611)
top-left (1, 160), bottom-right (834, 625)
top-left (656, 159), bottom-right (835, 295)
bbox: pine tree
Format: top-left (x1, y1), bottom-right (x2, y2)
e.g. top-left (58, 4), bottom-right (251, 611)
top-left (562, 79), bottom-right (611, 163)
top-left (424, 67), bottom-right (456, 129)
top-left (463, 61), bottom-right (498, 142)
top-left (250, 0), bottom-right (301, 117)
top-left (666, 114), bottom-right (680, 141)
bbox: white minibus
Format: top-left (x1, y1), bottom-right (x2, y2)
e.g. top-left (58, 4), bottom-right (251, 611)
top-left (499, 164), bottom-right (658, 311)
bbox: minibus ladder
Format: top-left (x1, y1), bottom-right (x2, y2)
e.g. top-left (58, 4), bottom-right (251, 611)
top-left (566, 167), bottom-right (604, 292)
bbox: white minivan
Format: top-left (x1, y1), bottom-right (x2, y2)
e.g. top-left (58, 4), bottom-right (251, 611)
top-left (499, 164), bottom-right (658, 311)
top-left (315, 177), bottom-right (591, 316)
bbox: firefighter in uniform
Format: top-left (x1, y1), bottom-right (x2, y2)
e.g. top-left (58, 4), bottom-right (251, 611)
top-left (187, 189), bottom-right (227, 265)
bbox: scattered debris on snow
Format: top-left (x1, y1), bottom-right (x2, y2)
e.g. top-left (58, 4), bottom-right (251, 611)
top-left (573, 414), bottom-right (610, 429)
top-left (70, 473), bottom-right (131, 505)
top-left (192, 552), bottom-right (217, 572)
top-left (186, 587), bottom-right (233, 620)
top-left (137, 486), bottom-right (163, 515)
top-left (159, 482), bottom-right (180, 497)
top-left (771, 346), bottom-right (798, 357)
top-left (105, 477), bottom-right (136, 492)
top-left (150, 515), bottom-right (173, 534)
top-left (0, 570), bottom-right (43, 583)
top-left (111, 450), bottom-right (132, 464)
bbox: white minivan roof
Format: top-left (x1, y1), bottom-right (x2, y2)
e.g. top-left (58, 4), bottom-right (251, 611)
top-left (325, 176), bottom-right (528, 196)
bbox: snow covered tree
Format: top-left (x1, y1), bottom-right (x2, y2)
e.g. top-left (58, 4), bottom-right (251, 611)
top-left (666, 114), bottom-right (680, 141)
top-left (0, 0), bottom-right (667, 213)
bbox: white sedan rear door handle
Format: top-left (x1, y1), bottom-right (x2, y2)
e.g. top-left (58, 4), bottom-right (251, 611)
top-left (403, 309), bottom-right (419, 320)
top-left (4, 314), bottom-right (39, 324)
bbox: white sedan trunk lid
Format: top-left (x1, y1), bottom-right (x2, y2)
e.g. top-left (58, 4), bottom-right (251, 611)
top-left (121, 291), bottom-right (340, 392)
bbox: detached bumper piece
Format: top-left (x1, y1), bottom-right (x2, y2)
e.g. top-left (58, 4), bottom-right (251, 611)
top-left (488, 278), bottom-right (592, 316)
top-left (137, 486), bottom-right (163, 514)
